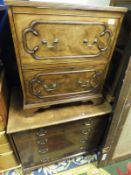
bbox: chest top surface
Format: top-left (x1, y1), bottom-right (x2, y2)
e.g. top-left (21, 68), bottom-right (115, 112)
top-left (5, 0), bottom-right (127, 12)
top-left (7, 88), bottom-right (112, 133)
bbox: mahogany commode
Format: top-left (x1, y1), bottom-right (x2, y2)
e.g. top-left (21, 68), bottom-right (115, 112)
top-left (6, 1), bottom-right (127, 114)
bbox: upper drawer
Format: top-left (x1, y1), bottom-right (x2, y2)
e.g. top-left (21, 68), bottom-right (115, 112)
top-left (13, 12), bottom-right (119, 65)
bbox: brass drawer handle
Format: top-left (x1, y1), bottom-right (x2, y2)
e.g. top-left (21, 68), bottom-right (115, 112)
top-left (37, 139), bottom-right (48, 145)
top-left (80, 146), bottom-right (86, 150)
top-left (77, 80), bottom-right (90, 88)
top-left (84, 123), bottom-right (91, 126)
top-left (41, 38), bottom-right (59, 49)
top-left (36, 130), bottom-right (47, 137)
top-left (40, 158), bottom-right (48, 163)
top-left (29, 70), bottom-right (102, 99)
top-left (83, 27), bottom-right (112, 52)
top-left (43, 83), bottom-right (58, 92)
top-left (76, 71), bottom-right (102, 91)
top-left (80, 139), bottom-right (89, 144)
top-left (39, 148), bottom-right (48, 154)
top-left (81, 130), bottom-right (90, 135)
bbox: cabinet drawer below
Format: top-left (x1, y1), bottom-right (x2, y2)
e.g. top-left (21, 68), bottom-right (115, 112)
top-left (12, 115), bottom-right (109, 170)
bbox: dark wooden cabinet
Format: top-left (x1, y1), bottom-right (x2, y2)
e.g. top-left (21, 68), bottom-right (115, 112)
top-left (6, 87), bottom-right (112, 172)
top-left (12, 115), bottom-right (109, 171)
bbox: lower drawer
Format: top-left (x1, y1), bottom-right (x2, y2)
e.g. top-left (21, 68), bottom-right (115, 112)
top-left (12, 115), bottom-right (109, 171)
top-left (12, 116), bottom-right (107, 143)
top-left (23, 64), bottom-right (106, 107)
top-left (13, 134), bottom-right (83, 170)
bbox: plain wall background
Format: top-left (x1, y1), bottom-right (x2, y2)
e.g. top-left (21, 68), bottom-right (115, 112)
top-left (31, 0), bottom-right (111, 6)
top-left (113, 107), bottom-right (131, 159)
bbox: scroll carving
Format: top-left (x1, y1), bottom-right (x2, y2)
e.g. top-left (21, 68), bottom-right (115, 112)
top-left (23, 20), bottom-right (112, 60)
top-left (28, 70), bottom-right (102, 99)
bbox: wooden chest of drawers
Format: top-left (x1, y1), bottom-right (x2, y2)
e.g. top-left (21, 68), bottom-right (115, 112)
top-left (7, 88), bottom-right (112, 172)
top-left (12, 115), bottom-right (109, 171)
top-left (6, 1), bottom-right (127, 114)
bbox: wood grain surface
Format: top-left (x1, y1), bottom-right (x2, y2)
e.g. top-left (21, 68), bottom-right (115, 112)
top-left (7, 87), bottom-right (112, 133)
top-left (12, 115), bottom-right (109, 171)
top-left (7, 3), bottom-right (126, 112)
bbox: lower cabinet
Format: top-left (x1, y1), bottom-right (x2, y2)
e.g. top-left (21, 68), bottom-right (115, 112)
top-left (12, 115), bottom-right (109, 171)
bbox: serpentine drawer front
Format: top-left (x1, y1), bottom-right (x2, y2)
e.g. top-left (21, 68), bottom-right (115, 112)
top-left (7, 2), bottom-right (126, 113)
top-left (12, 116), bottom-right (109, 171)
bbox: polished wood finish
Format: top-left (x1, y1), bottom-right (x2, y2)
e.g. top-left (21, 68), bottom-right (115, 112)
top-left (6, 2), bottom-right (127, 114)
top-left (12, 115), bottom-right (109, 171)
top-left (24, 65), bottom-right (105, 107)
top-left (7, 88), bottom-right (112, 133)
top-left (13, 14), bottom-right (115, 64)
